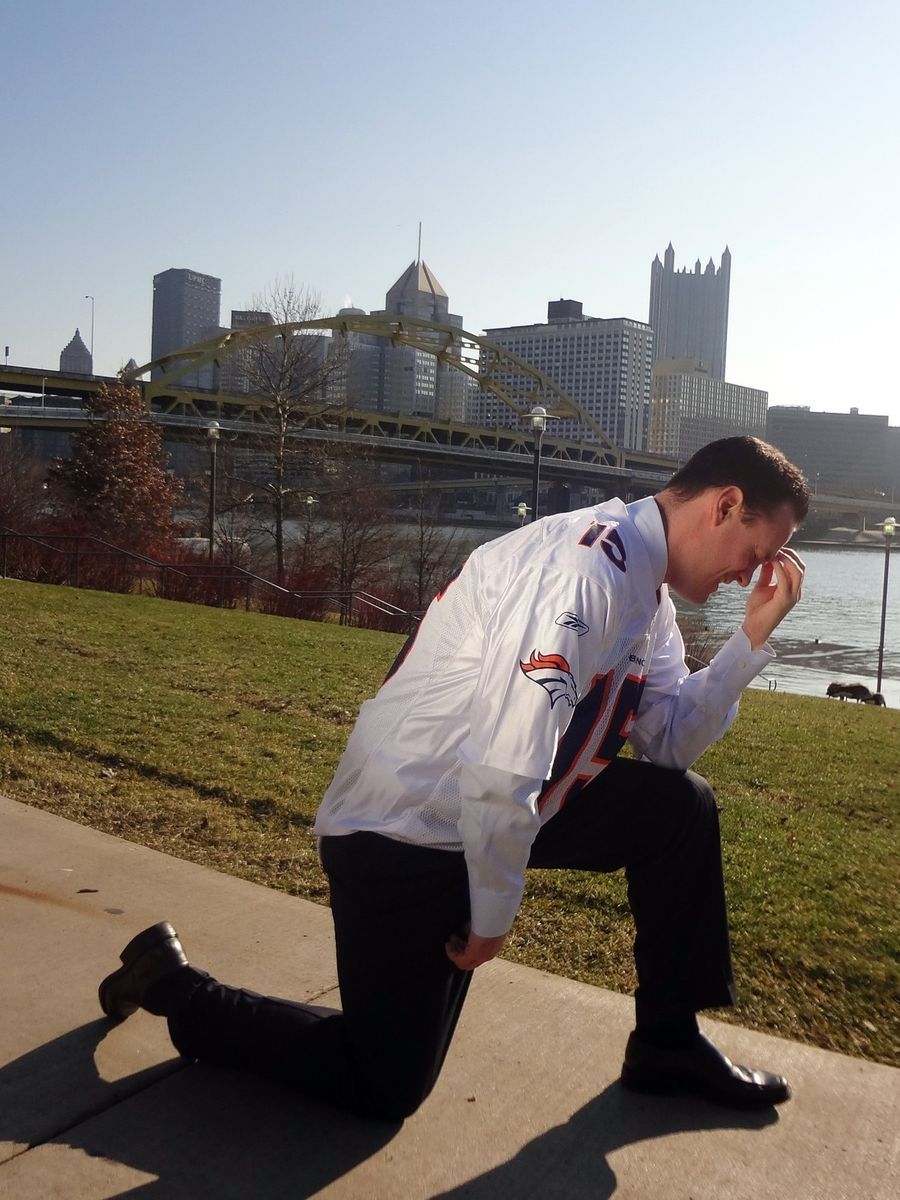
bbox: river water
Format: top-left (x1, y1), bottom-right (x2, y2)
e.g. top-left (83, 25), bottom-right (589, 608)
top-left (677, 543), bottom-right (900, 708)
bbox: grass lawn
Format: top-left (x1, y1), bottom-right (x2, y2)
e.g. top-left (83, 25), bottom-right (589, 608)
top-left (2, 578), bottom-right (897, 1067)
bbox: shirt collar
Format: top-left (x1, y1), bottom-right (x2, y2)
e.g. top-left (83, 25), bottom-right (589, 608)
top-left (626, 495), bottom-right (668, 590)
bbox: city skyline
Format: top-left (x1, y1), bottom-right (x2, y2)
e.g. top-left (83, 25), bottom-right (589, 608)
top-left (4, 1), bottom-right (899, 424)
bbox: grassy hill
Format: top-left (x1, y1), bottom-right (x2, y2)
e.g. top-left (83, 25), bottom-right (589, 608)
top-left (1, 579), bottom-right (897, 1066)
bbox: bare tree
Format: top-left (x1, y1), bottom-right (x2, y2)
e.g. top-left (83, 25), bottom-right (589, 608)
top-left (402, 483), bottom-right (464, 612)
top-left (179, 442), bottom-right (261, 567)
top-left (238, 279), bottom-right (348, 583)
top-left (0, 433), bottom-right (48, 530)
top-left (320, 457), bottom-right (395, 623)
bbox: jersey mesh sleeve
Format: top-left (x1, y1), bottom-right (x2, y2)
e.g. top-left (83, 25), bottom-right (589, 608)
top-left (458, 566), bottom-right (617, 780)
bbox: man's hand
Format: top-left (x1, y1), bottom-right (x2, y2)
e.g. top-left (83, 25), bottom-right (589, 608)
top-left (445, 926), bottom-right (507, 971)
top-left (741, 547), bottom-right (806, 650)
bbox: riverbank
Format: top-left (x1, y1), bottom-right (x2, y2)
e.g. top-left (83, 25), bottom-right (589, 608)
top-left (795, 529), bottom-right (890, 548)
top-left (1, 578), bottom-right (897, 1066)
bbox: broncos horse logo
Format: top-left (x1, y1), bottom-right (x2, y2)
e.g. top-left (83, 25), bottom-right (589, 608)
top-left (520, 650), bottom-right (578, 709)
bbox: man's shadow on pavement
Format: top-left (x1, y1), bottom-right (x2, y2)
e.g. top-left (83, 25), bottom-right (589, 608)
top-left (1, 1021), bottom-right (779, 1199)
top-left (0, 1019), bottom-right (398, 1198)
top-left (432, 1083), bottom-right (779, 1200)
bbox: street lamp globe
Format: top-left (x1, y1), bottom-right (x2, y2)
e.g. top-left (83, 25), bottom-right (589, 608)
top-left (528, 405), bottom-right (548, 432)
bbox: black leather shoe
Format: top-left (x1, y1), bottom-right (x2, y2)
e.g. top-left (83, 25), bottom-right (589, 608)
top-left (99, 921), bottom-right (189, 1020)
top-left (621, 1031), bottom-right (791, 1108)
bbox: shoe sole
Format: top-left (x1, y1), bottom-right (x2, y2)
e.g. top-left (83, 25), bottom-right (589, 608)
top-left (621, 1064), bottom-right (791, 1108)
top-left (98, 922), bottom-right (179, 1021)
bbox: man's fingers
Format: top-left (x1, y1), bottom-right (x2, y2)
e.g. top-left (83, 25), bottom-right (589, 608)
top-left (742, 546), bottom-right (806, 647)
top-left (774, 548), bottom-right (805, 600)
top-left (755, 561), bottom-right (775, 589)
top-left (445, 934), bottom-right (481, 969)
top-left (445, 933), bottom-right (467, 958)
top-left (445, 930), bottom-right (507, 970)
top-left (445, 943), bottom-right (484, 970)
top-left (777, 547), bottom-right (806, 578)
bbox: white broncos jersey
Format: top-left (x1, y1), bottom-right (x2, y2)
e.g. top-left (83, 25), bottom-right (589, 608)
top-left (314, 496), bottom-right (772, 936)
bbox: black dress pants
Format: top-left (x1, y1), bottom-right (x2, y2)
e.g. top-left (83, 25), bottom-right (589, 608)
top-left (528, 758), bottom-right (736, 1025)
top-left (162, 759), bottom-right (735, 1121)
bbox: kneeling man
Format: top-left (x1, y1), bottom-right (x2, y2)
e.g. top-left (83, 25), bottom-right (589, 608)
top-left (100, 436), bottom-right (807, 1121)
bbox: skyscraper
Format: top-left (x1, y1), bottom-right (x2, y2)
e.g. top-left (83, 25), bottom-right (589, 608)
top-left (766, 406), bottom-right (896, 496)
top-left (368, 259), bottom-right (467, 419)
top-left (384, 260), bottom-right (457, 324)
top-left (150, 268), bottom-right (222, 385)
top-left (648, 245), bottom-right (731, 379)
top-left (59, 328), bottom-right (92, 375)
top-left (218, 309), bottom-right (275, 394)
top-left (479, 301), bottom-right (652, 451)
top-left (649, 358), bottom-right (767, 461)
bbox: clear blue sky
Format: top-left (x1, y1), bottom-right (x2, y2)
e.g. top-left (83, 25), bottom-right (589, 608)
top-left (4, 0), bottom-right (898, 421)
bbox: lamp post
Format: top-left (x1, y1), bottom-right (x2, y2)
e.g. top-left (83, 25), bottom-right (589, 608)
top-left (207, 422), bottom-right (220, 562)
top-left (527, 405), bottom-right (548, 522)
top-left (876, 515), bottom-right (896, 693)
top-left (84, 295), bottom-right (95, 365)
top-left (298, 494), bottom-right (319, 571)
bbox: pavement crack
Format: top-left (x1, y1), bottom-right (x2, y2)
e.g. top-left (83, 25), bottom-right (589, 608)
top-left (3, 1059), bottom-right (190, 1163)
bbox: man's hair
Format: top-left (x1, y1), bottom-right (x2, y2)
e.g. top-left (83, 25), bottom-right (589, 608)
top-left (664, 436), bottom-right (810, 520)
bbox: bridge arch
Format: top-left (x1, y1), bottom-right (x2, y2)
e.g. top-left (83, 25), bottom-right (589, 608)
top-left (128, 313), bottom-right (623, 467)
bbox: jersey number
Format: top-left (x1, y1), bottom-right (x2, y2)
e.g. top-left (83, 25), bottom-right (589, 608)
top-left (578, 522), bottom-right (627, 573)
top-left (538, 671), bottom-right (645, 814)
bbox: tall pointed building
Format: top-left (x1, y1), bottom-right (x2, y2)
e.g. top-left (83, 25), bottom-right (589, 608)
top-left (59, 328), bottom-right (92, 374)
top-left (345, 255), bottom-right (468, 420)
top-left (647, 246), bottom-right (768, 459)
top-left (384, 260), bottom-right (458, 324)
top-left (648, 244), bottom-right (731, 379)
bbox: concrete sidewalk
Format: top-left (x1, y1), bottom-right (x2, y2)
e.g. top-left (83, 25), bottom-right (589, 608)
top-left (1, 794), bottom-right (897, 1200)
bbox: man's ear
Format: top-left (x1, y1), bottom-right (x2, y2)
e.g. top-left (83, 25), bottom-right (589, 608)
top-left (713, 486), bottom-right (744, 525)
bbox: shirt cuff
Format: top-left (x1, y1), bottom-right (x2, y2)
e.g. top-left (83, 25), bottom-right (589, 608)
top-left (710, 628), bottom-right (774, 690)
top-left (469, 885), bottom-right (523, 939)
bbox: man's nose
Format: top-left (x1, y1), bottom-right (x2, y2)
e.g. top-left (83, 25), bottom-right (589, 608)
top-left (736, 568), bottom-right (754, 587)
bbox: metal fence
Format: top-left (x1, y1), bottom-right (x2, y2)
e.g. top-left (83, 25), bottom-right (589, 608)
top-left (0, 528), bottom-right (418, 634)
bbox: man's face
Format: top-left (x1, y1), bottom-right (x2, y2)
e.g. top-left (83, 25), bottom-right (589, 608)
top-left (671, 498), bottom-right (797, 605)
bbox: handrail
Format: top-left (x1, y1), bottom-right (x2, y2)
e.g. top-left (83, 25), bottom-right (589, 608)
top-left (0, 527), bottom-right (417, 629)
top-left (0, 527), bottom-right (194, 578)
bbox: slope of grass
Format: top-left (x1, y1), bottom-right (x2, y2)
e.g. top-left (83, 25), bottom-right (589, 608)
top-left (1, 578), bottom-right (897, 1065)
